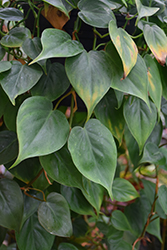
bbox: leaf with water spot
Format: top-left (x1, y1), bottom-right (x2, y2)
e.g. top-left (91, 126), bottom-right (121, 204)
top-left (109, 20), bottom-right (138, 78)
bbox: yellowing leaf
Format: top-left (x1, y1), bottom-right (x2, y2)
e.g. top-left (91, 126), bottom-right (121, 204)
top-left (109, 20), bottom-right (138, 78)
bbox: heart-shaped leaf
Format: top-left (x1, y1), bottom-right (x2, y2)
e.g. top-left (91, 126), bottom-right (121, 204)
top-left (94, 89), bottom-right (125, 145)
top-left (38, 192), bottom-right (72, 236)
top-left (0, 7), bottom-right (23, 21)
top-left (78, 0), bottom-right (116, 28)
top-left (81, 176), bottom-right (104, 214)
top-left (0, 61), bottom-right (11, 73)
top-left (40, 146), bottom-right (83, 189)
top-left (66, 50), bottom-right (112, 120)
top-left (139, 142), bottom-right (165, 165)
top-left (68, 119), bottom-right (117, 198)
top-left (43, 0), bottom-right (72, 17)
top-left (105, 42), bottom-right (149, 107)
top-left (0, 27), bottom-right (31, 48)
top-left (135, 0), bottom-right (159, 23)
top-left (61, 186), bottom-right (95, 215)
top-left (0, 130), bottom-right (18, 165)
top-left (0, 178), bottom-right (23, 232)
top-left (109, 20), bottom-right (138, 78)
top-left (31, 62), bottom-right (70, 101)
top-left (0, 61), bottom-right (43, 105)
top-left (123, 97), bottom-right (157, 153)
top-left (11, 96), bottom-right (70, 168)
top-left (30, 29), bottom-right (84, 64)
top-left (112, 178), bottom-right (139, 202)
top-left (144, 54), bottom-right (162, 113)
top-left (111, 210), bottom-right (132, 232)
top-left (143, 24), bottom-right (167, 65)
top-left (15, 212), bottom-right (55, 250)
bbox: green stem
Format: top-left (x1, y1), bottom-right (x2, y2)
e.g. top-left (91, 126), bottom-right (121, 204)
top-left (64, 0), bottom-right (76, 9)
top-left (11, 7), bottom-right (32, 29)
top-left (125, 13), bottom-right (138, 20)
top-left (69, 93), bottom-right (74, 128)
top-left (94, 43), bottom-right (106, 50)
top-left (92, 34), bottom-right (97, 50)
top-left (93, 28), bottom-right (109, 39)
top-left (54, 90), bottom-right (72, 110)
top-left (37, 7), bottom-right (43, 37)
top-left (131, 33), bottom-right (143, 39)
top-left (0, 29), bottom-right (6, 37)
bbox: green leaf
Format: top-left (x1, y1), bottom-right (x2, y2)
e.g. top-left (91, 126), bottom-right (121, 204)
top-left (0, 44), bottom-right (5, 60)
top-left (61, 186), bottom-right (95, 215)
top-left (135, 0), bottom-right (159, 23)
top-left (139, 142), bottom-right (165, 165)
top-left (0, 245), bottom-right (7, 250)
top-left (144, 55), bottom-right (162, 113)
top-left (0, 61), bottom-right (11, 73)
top-left (159, 147), bottom-right (167, 171)
top-left (158, 64), bottom-right (167, 100)
top-left (109, 20), bottom-right (138, 78)
top-left (147, 216), bottom-right (162, 242)
top-left (22, 37), bottom-right (46, 72)
top-left (106, 42), bottom-right (149, 107)
top-left (146, 120), bottom-right (163, 146)
top-left (0, 7), bottom-right (24, 21)
top-left (6, 158), bottom-right (42, 184)
top-left (43, 0), bottom-right (72, 17)
top-left (0, 130), bottom-right (18, 165)
top-left (111, 210), bottom-right (132, 232)
top-left (32, 170), bottom-right (52, 190)
top-left (78, 0), bottom-right (116, 28)
top-left (31, 62), bottom-right (70, 101)
top-left (11, 96), bottom-right (70, 168)
top-left (0, 178), bottom-right (23, 232)
top-left (0, 27), bottom-right (31, 48)
top-left (158, 185), bottom-right (167, 214)
top-left (30, 29), bottom-right (84, 64)
top-left (124, 125), bottom-right (141, 168)
top-left (81, 176), bottom-right (104, 214)
top-left (0, 61), bottom-right (43, 105)
top-left (58, 243), bottom-right (78, 250)
top-left (15, 212), bottom-right (55, 250)
top-left (123, 97), bottom-right (157, 153)
top-left (143, 24), bottom-right (167, 65)
top-left (40, 146), bottom-right (83, 189)
top-left (68, 119), bottom-right (117, 198)
top-left (66, 50), bottom-right (112, 120)
top-left (94, 89), bottom-right (125, 145)
top-left (112, 178), bottom-right (139, 202)
top-left (0, 85), bottom-right (9, 118)
top-left (38, 192), bottom-right (72, 236)
top-left (0, 226), bottom-right (7, 247)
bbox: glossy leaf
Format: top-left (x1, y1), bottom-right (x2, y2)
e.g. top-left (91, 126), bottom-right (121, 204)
top-left (0, 61), bottom-right (11, 73)
top-left (144, 54), bottom-right (162, 113)
top-left (0, 45), bottom-right (5, 60)
top-left (0, 178), bottom-right (23, 232)
top-left (61, 186), bottom-right (95, 215)
top-left (6, 158), bottom-right (42, 184)
top-left (68, 119), bottom-right (117, 198)
top-left (146, 120), bottom-right (163, 146)
top-left (30, 29), bottom-right (84, 63)
top-left (111, 210), bottom-right (132, 232)
top-left (0, 7), bottom-right (23, 21)
top-left (39, 146), bottom-right (83, 189)
top-left (139, 142), bottom-right (165, 165)
top-left (158, 185), bottom-right (167, 214)
top-left (112, 178), bottom-right (139, 202)
top-left (66, 50), bottom-right (112, 120)
top-left (158, 63), bottom-right (167, 100)
top-left (81, 176), bottom-right (104, 214)
top-left (1, 27), bottom-right (31, 48)
top-left (15, 212), bottom-right (55, 250)
top-left (94, 89), bottom-right (125, 145)
top-left (78, 0), bottom-right (116, 28)
top-left (0, 61), bottom-right (43, 105)
top-left (135, 0), bottom-right (159, 22)
top-left (106, 42), bottom-right (149, 107)
top-left (22, 37), bottom-right (46, 71)
top-left (123, 97), bottom-right (157, 153)
top-left (31, 62), bottom-right (70, 101)
top-left (11, 96), bottom-right (70, 168)
top-left (143, 24), bottom-right (167, 65)
top-left (38, 192), bottom-right (72, 236)
top-left (58, 243), bottom-right (78, 250)
top-left (147, 216), bottom-right (162, 242)
top-left (0, 130), bottom-right (18, 164)
top-left (109, 20), bottom-right (138, 78)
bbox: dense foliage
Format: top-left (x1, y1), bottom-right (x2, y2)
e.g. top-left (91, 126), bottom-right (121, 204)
top-left (1, 0), bottom-right (167, 249)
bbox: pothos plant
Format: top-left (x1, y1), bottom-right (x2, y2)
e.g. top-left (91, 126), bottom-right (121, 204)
top-left (1, 0), bottom-right (167, 249)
